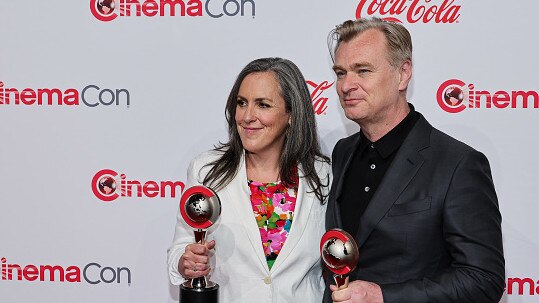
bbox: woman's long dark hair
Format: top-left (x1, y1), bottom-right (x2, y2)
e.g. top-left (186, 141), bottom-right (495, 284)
top-left (203, 57), bottom-right (330, 202)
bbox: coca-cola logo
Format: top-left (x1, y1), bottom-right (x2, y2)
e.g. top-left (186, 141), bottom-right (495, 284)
top-left (306, 80), bottom-right (334, 115)
top-left (356, 0), bottom-right (461, 24)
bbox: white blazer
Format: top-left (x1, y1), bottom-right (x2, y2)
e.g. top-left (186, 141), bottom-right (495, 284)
top-left (168, 150), bottom-right (331, 303)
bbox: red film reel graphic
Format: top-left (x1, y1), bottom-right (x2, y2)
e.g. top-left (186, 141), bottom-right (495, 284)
top-left (90, 0), bottom-right (118, 22)
top-left (437, 79), bottom-right (467, 114)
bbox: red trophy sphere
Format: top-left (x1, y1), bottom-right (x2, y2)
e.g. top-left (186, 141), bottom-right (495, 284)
top-left (320, 229), bottom-right (359, 288)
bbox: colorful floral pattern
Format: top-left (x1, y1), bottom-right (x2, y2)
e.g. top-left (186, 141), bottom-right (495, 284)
top-left (249, 177), bottom-right (298, 270)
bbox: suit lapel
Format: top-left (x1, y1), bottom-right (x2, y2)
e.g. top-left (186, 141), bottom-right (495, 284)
top-left (226, 153), bottom-right (270, 274)
top-left (334, 134), bottom-right (361, 200)
top-left (355, 116), bottom-right (432, 248)
top-left (332, 134), bottom-right (362, 228)
top-left (270, 164), bottom-right (315, 273)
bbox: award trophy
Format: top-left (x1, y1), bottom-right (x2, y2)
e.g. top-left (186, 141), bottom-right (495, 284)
top-left (320, 229), bottom-right (359, 288)
top-left (179, 185), bottom-right (222, 303)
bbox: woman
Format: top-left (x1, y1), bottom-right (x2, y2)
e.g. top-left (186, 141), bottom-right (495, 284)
top-left (168, 57), bottom-right (331, 302)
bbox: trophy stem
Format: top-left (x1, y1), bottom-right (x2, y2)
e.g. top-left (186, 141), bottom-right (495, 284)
top-left (191, 229), bottom-right (207, 288)
top-left (194, 229), bottom-right (206, 244)
top-left (334, 274), bottom-right (348, 289)
top-left (190, 276), bottom-right (208, 288)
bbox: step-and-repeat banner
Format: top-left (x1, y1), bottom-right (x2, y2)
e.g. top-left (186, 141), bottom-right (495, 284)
top-left (1, 1), bottom-right (537, 302)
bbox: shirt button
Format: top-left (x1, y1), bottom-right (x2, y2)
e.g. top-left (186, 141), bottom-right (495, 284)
top-left (264, 276), bottom-right (272, 284)
top-left (370, 164), bottom-right (376, 169)
top-left (370, 144), bottom-right (375, 149)
top-left (365, 187), bottom-right (370, 192)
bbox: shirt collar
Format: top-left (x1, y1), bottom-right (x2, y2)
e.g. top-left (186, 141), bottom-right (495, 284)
top-left (358, 103), bottom-right (419, 159)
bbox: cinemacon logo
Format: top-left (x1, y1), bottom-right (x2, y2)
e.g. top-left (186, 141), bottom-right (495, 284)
top-left (356, 0), bottom-right (461, 23)
top-left (0, 82), bottom-right (130, 108)
top-left (506, 277), bottom-right (539, 296)
top-left (1, 258), bottom-right (131, 285)
top-left (437, 79), bottom-right (539, 114)
top-left (92, 169), bottom-right (185, 202)
top-left (90, 0), bottom-right (256, 22)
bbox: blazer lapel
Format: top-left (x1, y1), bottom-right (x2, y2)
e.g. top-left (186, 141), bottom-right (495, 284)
top-left (225, 153), bottom-right (270, 274)
top-left (355, 116), bottom-right (432, 248)
top-left (334, 135), bottom-right (361, 200)
top-left (270, 165), bottom-right (315, 273)
top-left (332, 134), bottom-right (362, 228)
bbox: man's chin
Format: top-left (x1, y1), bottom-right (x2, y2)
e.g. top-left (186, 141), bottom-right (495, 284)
top-left (344, 110), bottom-right (365, 121)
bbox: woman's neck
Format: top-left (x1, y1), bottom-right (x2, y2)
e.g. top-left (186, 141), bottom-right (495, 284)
top-left (245, 151), bottom-right (281, 183)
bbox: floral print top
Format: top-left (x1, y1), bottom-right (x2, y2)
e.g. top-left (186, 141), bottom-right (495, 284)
top-left (248, 175), bottom-right (298, 270)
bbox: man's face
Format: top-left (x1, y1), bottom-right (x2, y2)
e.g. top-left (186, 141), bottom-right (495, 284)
top-left (333, 28), bottom-right (410, 126)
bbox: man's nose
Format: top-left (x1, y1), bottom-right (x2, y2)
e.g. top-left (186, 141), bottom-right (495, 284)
top-left (340, 74), bottom-right (358, 95)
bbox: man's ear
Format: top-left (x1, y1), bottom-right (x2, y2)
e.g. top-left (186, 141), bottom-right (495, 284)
top-left (398, 60), bottom-right (412, 91)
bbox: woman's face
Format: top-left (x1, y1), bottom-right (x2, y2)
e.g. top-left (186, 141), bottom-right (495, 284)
top-left (235, 72), bottom-right (290, 157)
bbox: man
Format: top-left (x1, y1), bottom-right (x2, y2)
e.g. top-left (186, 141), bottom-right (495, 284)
top-left (324, 18), bottom-right (505, 303)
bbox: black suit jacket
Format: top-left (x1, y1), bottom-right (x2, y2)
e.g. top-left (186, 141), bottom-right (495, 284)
top-left (324, 114), bottom-right (505, 303)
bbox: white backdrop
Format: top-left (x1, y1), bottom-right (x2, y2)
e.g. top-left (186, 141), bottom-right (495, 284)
top-left (1, 0), bottom-right (538, 302)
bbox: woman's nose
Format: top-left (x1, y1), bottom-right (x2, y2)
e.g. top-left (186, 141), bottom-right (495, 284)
top-left (241, 104), bottom-right (256, 122)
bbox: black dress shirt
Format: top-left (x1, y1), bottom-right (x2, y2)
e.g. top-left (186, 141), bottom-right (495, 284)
top-left (339, 105), bottom-right (420, 237)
